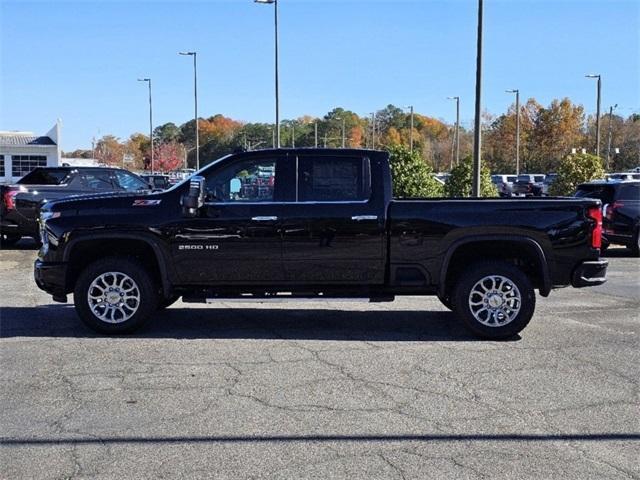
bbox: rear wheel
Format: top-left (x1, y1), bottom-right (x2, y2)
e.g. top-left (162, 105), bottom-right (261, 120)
top-left (74, 257), bottom-right (158, 334)
top-left (453, 261), bottom-right (535, 340)
top-left (0, 233), bottom-right (21, 247)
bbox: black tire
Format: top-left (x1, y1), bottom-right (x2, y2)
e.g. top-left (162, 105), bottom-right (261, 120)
top-left (74, 257), bottom-right (159, 334)
top-left (0, 233), bottom-right (21, 247)
top-left (158, 295), bottom-right (180, 310)
top-left (630, 229), bottom-right (640, 258)
top-left (437, 294), bottom-right (454, 311)
top-left (452, 261), bottom-right (536, 340)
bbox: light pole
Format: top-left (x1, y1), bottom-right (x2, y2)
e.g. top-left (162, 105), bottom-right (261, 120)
top-left (505, 89), bottom-right (520, 175)
top-left (314, 121), bottom-right (318, 148)
top-left (447, 96), bottom-right (460, 167)
top-left (472, 0), bottom-right (483, 197)
top-left (255, 0), bottom-right (280, 148)
top-left (370, 112), bottom-right (376, 149)
top-left (179, 51), bottom-right (199, 170)
top-left (407, 105), bottom-right (414, 152)
top-left (585, 74), bottom-right (602, 158)
top-left (137, 78), bottom-right (154, 174)
top-left (341, 117), bottom-right (346, 148)
top-left (606, 104), bottom-right (617, 170)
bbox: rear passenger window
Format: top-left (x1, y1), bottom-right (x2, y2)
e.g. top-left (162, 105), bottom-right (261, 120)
top-left (617, 184), bottom-right (640, 200)
top-left (298, 156), bottom-right (371, 202)
top-left (81, 171), bottom-right (114, 191)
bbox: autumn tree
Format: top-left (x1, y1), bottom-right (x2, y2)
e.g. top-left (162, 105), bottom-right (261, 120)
top-left (527, 98), bottom-right (585, 172)
top-left (95, 135), bottom-right (125, 167)
top-left (154, 141), bottom-right (186, 172)
top-left (125, 133), bottom-right (150, 170)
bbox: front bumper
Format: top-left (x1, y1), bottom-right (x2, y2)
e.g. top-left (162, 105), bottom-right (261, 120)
top-left (571, 259), bottom-right (608, 288)
top-left (34, 259), bottom-right (68, 298)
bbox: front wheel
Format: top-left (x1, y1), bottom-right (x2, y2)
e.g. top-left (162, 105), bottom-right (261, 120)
top-left (74, 257), bottom-right (158, 334)
top-left (453, 261), bottom-right (536, 340)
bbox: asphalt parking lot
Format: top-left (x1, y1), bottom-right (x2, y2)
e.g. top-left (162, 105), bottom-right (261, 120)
top-left (1, 240), bottom-right (639, 479)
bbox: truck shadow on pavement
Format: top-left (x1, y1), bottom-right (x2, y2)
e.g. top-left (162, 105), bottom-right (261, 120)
top-left (0, 304), bottom-right (511, 342)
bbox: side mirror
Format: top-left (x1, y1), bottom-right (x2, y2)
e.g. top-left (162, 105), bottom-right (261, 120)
top-left (181, 175), bottom-right (205, 217)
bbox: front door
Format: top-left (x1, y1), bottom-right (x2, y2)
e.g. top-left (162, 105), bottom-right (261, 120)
top-left (172, 154), bottom-right (290, 285)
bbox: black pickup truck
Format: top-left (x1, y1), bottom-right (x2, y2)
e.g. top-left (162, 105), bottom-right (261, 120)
top-left (1, 166), bottom-right (150, 245)
top-left (35, 148), bottom-right (607, 339)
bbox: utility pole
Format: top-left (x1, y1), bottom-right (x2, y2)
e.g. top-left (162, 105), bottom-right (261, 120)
top-left (341, 117), bottom-right (346, 148)
top-left (471, 0), bottom-right (483, 196)
top-left (291, 124), bottom-right (295, 147)
top-left (407, 105), bottom-right (414, 152)
top-left (314, 121), bottom-right (318, 148)
top-left (255, 0), bottom-right (280, 147)
top-left (137, 78), bottom-right (154, 174)
top-left (606, 104), bottom-right (617, 170)
top-left (178, 51), bottom-right (199, 169)
top-left (506, 89), bottom-right (520, 174)
top-left (371, 112), bottom-right (376, 149)
top-left (585, 74), bottom-right (602, 157)
top-left (447, 96), bottom-right (460, 167)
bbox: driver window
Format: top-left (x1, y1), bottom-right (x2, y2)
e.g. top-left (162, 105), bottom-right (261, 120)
top-left (205, 158), bottom-right (277, 202)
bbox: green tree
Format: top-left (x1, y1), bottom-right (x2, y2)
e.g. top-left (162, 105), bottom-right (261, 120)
top-left (387, 144), bottom-right (443, 198)
top-left (444, 156), bottom-right (498, 197)
top-left (548, 153), bottom-right (605, 196)
top-left (153, 122), bottom-right (181, 144)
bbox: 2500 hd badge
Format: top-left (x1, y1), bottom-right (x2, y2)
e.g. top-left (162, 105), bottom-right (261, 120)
top-left (178, 244), bottom-right (219, 250)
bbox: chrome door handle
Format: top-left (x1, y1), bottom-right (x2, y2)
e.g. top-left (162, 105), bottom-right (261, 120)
top-left (351, 215), bottom-right (378, 221)
top-left (251, 216), bottom-right (278, 221)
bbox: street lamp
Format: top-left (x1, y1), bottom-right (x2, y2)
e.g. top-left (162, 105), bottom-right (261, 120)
top-left (471, 0), bottom-right (484, 196)
top-left (179, 51), bottom-right (199, 170)
top-left (407, 105), bottom-right (414, 152)
top-left (137, 78), bottom-right (154, 174)
top-left (255, 0), bottom-right (280, 148)
top-left (370, 112), bottom-right (376, 149)
top-left (505, 89), bottom-right (520, 175)
top-left (606, 103), bottom-right (618, 170)
top-left (585, 74), bottom-right (602, 158)
top-left (447, 96), bottom-right (460, 168)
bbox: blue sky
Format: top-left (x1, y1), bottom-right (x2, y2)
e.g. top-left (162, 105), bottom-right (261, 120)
top-left (1, 0), bottom-right (638, 150)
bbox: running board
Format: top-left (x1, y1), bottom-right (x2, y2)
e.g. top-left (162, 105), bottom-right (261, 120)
top-left (182, 294), bottom-right (395, 304)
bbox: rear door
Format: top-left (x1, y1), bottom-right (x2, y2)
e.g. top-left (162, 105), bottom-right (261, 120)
top-left (281, 152), bottom-right (385, 285)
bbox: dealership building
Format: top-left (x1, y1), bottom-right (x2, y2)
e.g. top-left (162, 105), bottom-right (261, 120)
top-left (0, 121), bottom-right (61, 183)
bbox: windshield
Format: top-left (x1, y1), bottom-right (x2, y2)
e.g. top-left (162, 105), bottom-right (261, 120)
top-left (574, 185), bottom-right (615, 203)
top-left (17, 168), bottom-right (71, 185)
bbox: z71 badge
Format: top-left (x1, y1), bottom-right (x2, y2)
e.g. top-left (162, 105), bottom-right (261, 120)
top-left (132, 199), bottom-right (162, 206)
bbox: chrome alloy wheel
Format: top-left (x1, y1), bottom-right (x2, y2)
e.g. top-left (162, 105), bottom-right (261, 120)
top-left (468, 275), bottom-right (521, 327)
top-left (87, 272), bottom-right (140, 323)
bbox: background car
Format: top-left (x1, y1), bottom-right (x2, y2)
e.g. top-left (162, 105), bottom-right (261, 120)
top-left (541, 173), bottom-right (558, 195)
top-left (140, 174), bottom-right (171, 191)
top-left (491, 174), bottom-right (518, 197)
top-left (575, 179), bottom-right (640, 255)
top-left (511, 174), bottom-right (546, 196)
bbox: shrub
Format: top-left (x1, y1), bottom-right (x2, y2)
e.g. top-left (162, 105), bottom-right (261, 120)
top-left (387, 144), bottom-right (443, 198)
top-left (548, 153), bottom-right (605, 196)
top-left (444, 156), bottom-right (498, 197)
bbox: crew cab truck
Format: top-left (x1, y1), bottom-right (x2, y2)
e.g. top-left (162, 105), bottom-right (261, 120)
top-left (34, 148), bottom-right (608, 339)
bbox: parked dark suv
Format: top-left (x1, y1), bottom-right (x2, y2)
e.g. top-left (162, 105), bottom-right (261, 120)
top-left (575, 180), bottom-right (640, 255)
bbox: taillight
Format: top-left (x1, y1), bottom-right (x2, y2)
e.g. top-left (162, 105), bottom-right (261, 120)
top-left (587, 206), bottom-right (602, 249)
top-left (3, 190), bottom-right (18, 210)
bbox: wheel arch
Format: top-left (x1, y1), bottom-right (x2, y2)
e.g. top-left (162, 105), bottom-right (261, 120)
top-left (438, 235), bottom-right (551, 299)
top-left (63, 233), bottom-right (172, 298)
